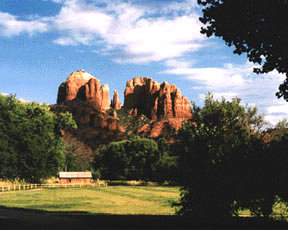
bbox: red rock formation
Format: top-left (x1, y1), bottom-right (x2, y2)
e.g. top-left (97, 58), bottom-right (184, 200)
top-left (54, 72), bottom-right (193, 149)
top-left (137, 118), bottom-right (185, 140)
top-left (124, 77), bottom-right (192, 120)
top-left (111, 90), bottom-right (121, 110)
top-left (57, 70), bottom-right (110, 112)
top-left (57, 70), bottom-right (93, 104)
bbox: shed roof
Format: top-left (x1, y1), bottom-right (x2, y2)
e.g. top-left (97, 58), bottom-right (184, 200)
top-left (59, 172), bottom-right (92, 178)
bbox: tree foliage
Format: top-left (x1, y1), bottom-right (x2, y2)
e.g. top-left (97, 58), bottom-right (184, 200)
top-left (197, 0), bottom-right (288, 100)
top-left (93, 137), bottom-right (160, 180)
top-left (93, 137), bottom-right (175, 181)
top-left (175, 94), bottom-right (274, 218)
top-left (63, 133), bottom-right (92, 172)
top-left (265, 119), bottom-right (288, 141)
top-left (0, 94), bottom-right (76, 183)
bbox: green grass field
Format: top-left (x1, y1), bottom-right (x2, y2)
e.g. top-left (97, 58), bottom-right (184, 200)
top-left (0, 186), bottom-right (180, 215)
top-left (1, 186), bottom-right (288, 218)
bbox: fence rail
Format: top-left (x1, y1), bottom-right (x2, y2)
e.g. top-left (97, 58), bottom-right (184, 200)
top-left (0, 182), bottom-right (107, 192)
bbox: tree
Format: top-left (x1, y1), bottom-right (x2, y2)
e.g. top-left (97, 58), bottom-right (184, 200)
top-left (0, 94), bottom-right (76, 183)
top-left (156, 138), bottom-right (178, 183)
top-left (175, 94), bottom-right (270, 218)
top-left (93, 137), bottom-right (163, 181)
top-left (63, 133), bottom-right (93, 171)
top-left (197, 0), bottom-right (288, 100)
top-left (264, 130), bottom-right (288, 209)
top-left (265, 119), bottom-right (288, 141)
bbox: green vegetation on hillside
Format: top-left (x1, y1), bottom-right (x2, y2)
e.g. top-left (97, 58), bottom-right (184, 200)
top-left (116, 108), bottom-right (150, 136)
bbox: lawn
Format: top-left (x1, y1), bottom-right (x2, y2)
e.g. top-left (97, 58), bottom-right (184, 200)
top-left (0, 186), bottom-right (180, 215)
top-left (1, 185), bottom-right (288, 218)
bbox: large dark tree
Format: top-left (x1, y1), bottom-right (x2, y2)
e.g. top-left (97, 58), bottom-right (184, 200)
top-left (197, 0), bottom-right (288, 100)
top-left (174, 94), bottom-right (273, 218)
top-left (0, 94), bottom-right (76, 183)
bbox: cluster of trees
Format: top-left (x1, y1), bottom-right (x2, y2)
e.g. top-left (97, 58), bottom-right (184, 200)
top-left (0, 94), bottom-right (76, 183)
top-left (175, 94), bottom-right (288, 218)
top-left (92, 137), bottom-right (177, 182)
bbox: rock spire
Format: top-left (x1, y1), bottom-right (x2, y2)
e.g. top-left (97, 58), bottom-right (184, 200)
top-left (111, 90), bottom-right (121, 110)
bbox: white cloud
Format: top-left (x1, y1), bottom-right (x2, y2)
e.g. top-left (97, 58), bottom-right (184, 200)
top-left (163, 59), bottom-right (288, 124)
top-left (0, 0), bottom-right (205, 63)
top-left (0, 11), bottom-right (48, 37)
top-left (53, 37), bottom-right (77, 46)
top-left (211, 92), bottom-right (238, 101)
top-left (264, 101), bottom-right (288, 125)
top-left (163, 61), bottom-right (252, 90)
top-left (110, 15), bottom-right (204, 63)
top-left (267, 104), bottom-right (288, 115)
top-left (53, 1), bottom-right (113, 36)
top-left (50, 0), bottom-right (205, 63)
top-left (264, 115), bottom-right (285, 126)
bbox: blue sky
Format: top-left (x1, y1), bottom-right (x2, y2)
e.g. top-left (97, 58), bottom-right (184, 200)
top-left (0, 0), bottom-right (287, 125)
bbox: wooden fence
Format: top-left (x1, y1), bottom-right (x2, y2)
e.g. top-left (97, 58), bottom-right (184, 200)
top-left (0, 182), bottom-right (107, 192)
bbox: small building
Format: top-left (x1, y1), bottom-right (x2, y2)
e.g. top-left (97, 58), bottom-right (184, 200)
top-left (59, 172), bottom-right (93, 184)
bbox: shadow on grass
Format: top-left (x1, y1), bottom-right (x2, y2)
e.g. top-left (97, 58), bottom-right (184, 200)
top-left (1, 206), bottom-right (288, 230)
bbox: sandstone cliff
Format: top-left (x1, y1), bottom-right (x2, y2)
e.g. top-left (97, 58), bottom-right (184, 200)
top-left (124, 77), bottom-right (192, 120)
top-left (57, 70), bottom-right (110, 112)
